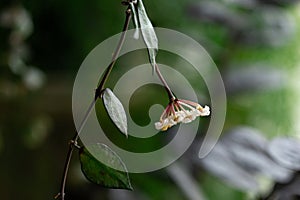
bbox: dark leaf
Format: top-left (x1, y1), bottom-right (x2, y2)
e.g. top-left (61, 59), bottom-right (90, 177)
top-left (102, 88), bottom-right (128, 137)
top-left (79, 144), bottom-right (132, 190)
top-left (137, 0), bottom-right (158, 71)
top-left (268, 137), bottom-right (300, 170)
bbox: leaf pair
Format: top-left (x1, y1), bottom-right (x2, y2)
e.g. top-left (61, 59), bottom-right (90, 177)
top-left (104, 0), bottom-right (158, 136)
top-left (79, 88), bottom-right (131, 190)
top-left (100, 1), bottom-right (158, 136)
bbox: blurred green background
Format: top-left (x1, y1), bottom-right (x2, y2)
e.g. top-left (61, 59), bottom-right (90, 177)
top-left (1, 0), bottom-right (300, 200)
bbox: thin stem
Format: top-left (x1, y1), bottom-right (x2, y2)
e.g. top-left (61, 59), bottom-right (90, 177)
top-left (55, 135), bottom-right (75, 200)
top-left (55, 6), bottom-right (132, 200)
top-left (77, 99), bottom-right (97, 138)
top-left (95, 8), bottom-right (132, 100)
top-left (55, 99), bottom-right (96, 200)
top-left (154, 63), bottom-right (176, 101)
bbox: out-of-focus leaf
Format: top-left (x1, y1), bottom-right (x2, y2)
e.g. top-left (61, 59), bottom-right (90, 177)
top-left (241, 7), bottom-right (296, 46)
top-left (222, 126), bottom-right (268, 151)
top-left (199, 142), bottom-right (259, 192)
top-left (137, 0), bottom-right (158, 71)
top-left (227, 142), bottom-right (292, 183)
top-left (268, 137), bottom-right (300, 170)
top-left (79, 144), bottom-right (132, 190)
top-left (224, 65), bottom-right (286, 94)
top-left (188, 1), bottom-right (296, 47)
top-left (199, 127), bottom-right (295, 193)
top-left (223, 127), bottom-right (292, 183)
top-left (102, 88), bottom-right (128, 137)
top-left (187, 1), bottom-right (247, 31)
top-left (167, 162), bottom-right (207, 200)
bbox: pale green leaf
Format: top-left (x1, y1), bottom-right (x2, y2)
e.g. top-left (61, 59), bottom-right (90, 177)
top-left (102, 88), bottom-right (128, 137)
top-left (137, 0), bottom-right (158, 71)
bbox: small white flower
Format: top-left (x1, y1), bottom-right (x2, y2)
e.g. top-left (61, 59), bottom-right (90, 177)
top-left (154, 118), bottom-right (168, 131)
top-left (200, 105), bottom-right (210, 116)
top-left (154, 99), bottom-right (210, 131)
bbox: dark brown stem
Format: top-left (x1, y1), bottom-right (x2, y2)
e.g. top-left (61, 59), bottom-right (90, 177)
top-left (55, 100), bottom-right (95, 200)
top-left (55, 6), bottom-right (132, 200)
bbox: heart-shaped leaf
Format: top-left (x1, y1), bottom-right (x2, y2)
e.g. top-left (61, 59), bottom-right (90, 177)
top-left (79, 144), bottom-right (132, 190)
top-left (102, 88), bottom-right (128, 137)
top-left (137, 0), bottom-right (158, 71)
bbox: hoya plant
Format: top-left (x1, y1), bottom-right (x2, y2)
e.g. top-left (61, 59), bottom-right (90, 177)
top-left (55, 0), bottom-right (210, 199)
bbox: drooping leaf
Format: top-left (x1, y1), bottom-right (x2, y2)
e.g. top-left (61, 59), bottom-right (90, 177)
top-left (102, 88), bottom-right (128, 137)
top-left (137, 0), bottom-right (158, 71)
top-left (79, 144), bottom-right (132, 190)
top-left (129, 1), bottom-right (139, 39)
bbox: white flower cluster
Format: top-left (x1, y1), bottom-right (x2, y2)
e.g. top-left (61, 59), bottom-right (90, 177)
top-left (155, 99), bottom-right (210, 131)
